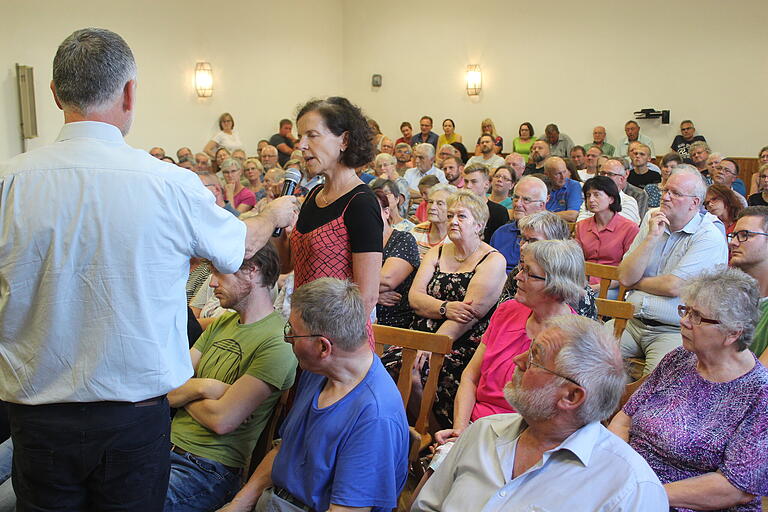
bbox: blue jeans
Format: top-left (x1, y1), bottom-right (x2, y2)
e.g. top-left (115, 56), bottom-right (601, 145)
top-left (164, 449), bottom-right (242, 512)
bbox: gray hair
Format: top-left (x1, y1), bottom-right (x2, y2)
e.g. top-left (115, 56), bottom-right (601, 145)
top-left (427, 183), bottom-right (458, 200)
top-left (689, 140), bottom-right (711, 154)
top-left (515, 176), bottom-right (548, 202)
top-left (220, 158), bottom-right (242, 171)
top-left (447, 190), bottom-right (489, 233)
top-left (518, 211), bottom-right (570, 241)
top-left (52, 28), bottom-right (137, 115)
top-left (681, 267), bottom-right (759, 351)
top-left (547, 315), bottom-right (627, 424)
top-left (521, 240), bottom-right (586, 304)
top-left (374, 152), bottom-right (396, 166)
top-left (414, 143), bottom-right (435, 159)
top-left (291, 278), bottom-right (367, 351)
top-left (394, 142), bottom-right (412, 152)
top-left (669, 164), bottom-right (707, 201)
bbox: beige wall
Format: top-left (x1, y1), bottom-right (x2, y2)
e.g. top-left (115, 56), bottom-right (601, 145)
top-left (2, 0), bottom-right (766, 162)
top-left (0, 0), bottom-right (344, 161)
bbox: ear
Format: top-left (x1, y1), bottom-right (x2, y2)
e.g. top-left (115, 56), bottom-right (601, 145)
top-left (557, 384), bottom-right (586, 412)
top-left (340, 131), bottom-right (350, 152)
top-left (317, 337), bottom-right (334, 360)
top-left (122, 79), bottom-right (136, 113)
top-left (722, 329), bottom-right (743, 348)
top-left (50, 80), bottom-right (63, 111)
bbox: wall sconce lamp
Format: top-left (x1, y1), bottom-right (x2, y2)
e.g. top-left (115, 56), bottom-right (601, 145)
top-left (466, 64), bottom-right (482, 96)
top-left (194, 62), bottom-right (213, 98)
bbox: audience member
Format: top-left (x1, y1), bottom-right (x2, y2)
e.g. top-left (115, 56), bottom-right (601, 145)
top-left (374, 152), bottom-right (409, 196)
top-left (410, 183), bottom-right (457, 258)
top-left (490, 177), bottom-right (548, 272)
top-left (221, 278), bottom-right (409, 512)
top-left (394, 142), bottom-right (413, 173)
top-left (243, 157), bottom-right (266, 200)
top-left (575, 177), bottom-right (640, 294)
top-left (524, 140), bottom-right (550, 174)
top-left (254, 168), bottom-right (284, 213)
top-left (627, 140), bottom-right (662, 174)
top-left (435, 144), bottom-right (456, 168)
top-left (729, 206), bottom-right (768, 365)
top-left (194, 152), bottom-right (212, 173)
top-left (256, 139), bottom-right (269, 156)
top-left (412, 116), bottom-right (439, 148)
top-left (689, 140), bottom-right (711, 181)
top-left (748, 164), bottom-right (768, 206)
top-left (598, 157), bottom-right (648, 221)
top-left (396, 121), bottom-right (413, 145)
top-left (176, 146), bottom-right (193, 162)
top-left (269, 118), bottom-right (297, 167)
top-left (627, 143), bottom-right (661, 188)
top-left (404, 143), bottom-right (447, 196)
top-left (371, 178), bottom-right (413, 231)
top-left (467, 134), bottom-right (505, 170)
top-left (231, 148), bottom-right (246, 164)
top-left (440, 154), bottom-right (464, 188)
top-left (437, 118), bottom-right (462, 148)
top-left (504, 152), bottom-right (526, 179)
top-left (475, 118), bottom-right (504, 154)
top-left (569, 145), bottom-right (586, 172)
top-left (414, 315), bottom-right (667, 512)
top-left (380, 136), bottom-right (394, 155)
top-left (204, 112), bottom-right (242, 158)
top-left (584, 125), bottom-right (615, 156)
top-left (704, 184), bottom-right (745, 235)
top-left (511, 122), bottom-right (535, 161)
top-left (544, 156), bottom-right (582, 222)
top-left (150, 146), bottom-right (165, 158)
top-left (670, 119), bottom-right (706, 160)
top-left (488, 166), bottom-right (516, 208)
top-left (646, 152), bottom-right (682, 208)
top-left (617, 120), bottom-right (656, 158)
top-left (450, 141), bottom-right (470, 164)
top-left (162, 155), bottom-right (177, 164)
top-left (538, 123), bottom-right (574, 157)
top-left (615, 165), bottom-right (728, 375)
top-left (374, 189), bottom-right (420, 329)
top-left (749, 146), bottom-right (768, 195)
top-left (462, 163), bottom-right (509, 242)
top-left (259, 145), bottom-right (279, 171)
top-left (713, 157), bottom-right (748, 199)
top-left (385, 191), bottom-right (506, 428)
top-left (221, 158), bottom-right (256, 213)
top-left (413, 175), bottom-right (441, 222)
top-left (214, 147), bottom-right (231, 174)
top-left (610, 267), bottom-right (768, 512)
top-left (368, 118), bottom-right (384, 149)
top-left (578, 145), bottom-right (602, 182)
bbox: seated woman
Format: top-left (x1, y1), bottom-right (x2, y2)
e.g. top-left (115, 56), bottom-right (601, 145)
top-left (437, 118), bottom-right (463, 148)
top-left (410, 183), bottom-right (457, 259)
top-left (383, 191), bottom-right (507, 428)
top-left (747, 163), bottom-right (768, 206)
top-left (373, 152), bottom-right (409, 199)
top-left (242, 157), bottom-right (266, 201)
top-left (499, 211), bottom-right (598, 320)
top-left (474, 118), bottom-right (503, 155)
top-left (609, 267), bottom-right (768, 511)
top-left (213, 146), bottom-right (231, 174)
top-left (219, 158), bottom-right (256, 213)
top-left (646, 152), bottom-right (682, 208)
top-left (487, 165), bottom-right (516, 209)
top-left (371, 178), bottom-right (414, 232)
top-left (575, 176), bottom-right (639, 296)
top-left (374, 189), bottom-right (420, 329)
top-left (705, 183), bottom-right (745, 235)
top-left (435, 239), bottom-right (585, 444)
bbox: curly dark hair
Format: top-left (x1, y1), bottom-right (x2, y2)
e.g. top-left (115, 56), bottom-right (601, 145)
top-left (296, 97), bottom-right (373, 168)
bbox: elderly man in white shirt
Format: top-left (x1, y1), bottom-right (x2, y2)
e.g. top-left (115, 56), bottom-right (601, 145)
top-left (411, 315), bottom-right (668, 512)
top-left (403, 143), bottom-right (447, 196)
top-left (0, 28), bottom-right (297, 511)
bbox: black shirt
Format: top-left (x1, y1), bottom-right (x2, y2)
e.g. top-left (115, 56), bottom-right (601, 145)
top-left (485, 200), bottom-right (509, 243)
top-left (671, 134), bottom-right (706, 160)
top-left (269, 133), bottom-right (294, 166)
top-left (748, 193), bottom-right (768, 207)
top-left (628, 168), bottom-right (662, 188)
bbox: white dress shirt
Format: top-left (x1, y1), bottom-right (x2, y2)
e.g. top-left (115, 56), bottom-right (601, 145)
top-left (403, 166), bottom-right (447, 190)
top-left (0, 121), bottom-right (246, 404)
top-left (412, 414), bottom-right (668, 512)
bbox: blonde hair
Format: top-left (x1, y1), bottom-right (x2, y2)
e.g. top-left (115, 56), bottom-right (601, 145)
top-left (480, 118), bottom-right (498, 139)
top-left (447, 189), bottom-right (489, 233)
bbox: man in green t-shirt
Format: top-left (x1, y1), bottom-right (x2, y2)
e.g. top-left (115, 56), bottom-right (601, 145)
top-left (165, 244), bottom-right (297, 511)
top-left (729, 206), bottom-right (768, 365)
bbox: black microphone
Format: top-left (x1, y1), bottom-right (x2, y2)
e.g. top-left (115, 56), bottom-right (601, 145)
top-left (272, 167), bottom-right (303, 237)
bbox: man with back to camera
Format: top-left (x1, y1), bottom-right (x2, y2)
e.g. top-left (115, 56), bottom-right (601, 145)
top-left (0, 27), bottom-right (298, 511)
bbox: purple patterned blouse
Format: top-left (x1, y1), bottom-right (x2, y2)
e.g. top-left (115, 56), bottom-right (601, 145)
top-left (624, 347), bottom-right (768, 512)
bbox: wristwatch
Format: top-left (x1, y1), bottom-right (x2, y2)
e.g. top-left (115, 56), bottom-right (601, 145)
top-left (439, 301), bottom-right (448, 318)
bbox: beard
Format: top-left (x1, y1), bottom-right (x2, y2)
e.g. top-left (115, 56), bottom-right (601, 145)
top-left (503, 368), bottom-right (559, 422)
top-left (531, 152), bottom-right (544, 163)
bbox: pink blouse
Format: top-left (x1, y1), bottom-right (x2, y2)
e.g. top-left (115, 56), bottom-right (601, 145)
top-left (575, 213), bottom-right (639, 284)
top-left (471, 300), bottom-right (576, 421)
top-left (233, 187), bottom-right (256, 208)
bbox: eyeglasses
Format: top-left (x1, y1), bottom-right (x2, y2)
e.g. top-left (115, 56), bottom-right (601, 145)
top-left (518, 264), bottom-right (546, 281)
top-left (677, 305), bottom-right (720, 325)
top-left (494, 175), bottom-right (513, 182)
top-left (283, 321), bottom-right (327, 343)
top-left (597, 171), bottom-right (623, 178)
top-left (727, 230), bottom-right (768, 243)
top-left (512, 194), bottom-right (544, 205)
top-left (527, 350), bottom-right (582, 387)
top-left (659, 187), bottom-right (698, 200)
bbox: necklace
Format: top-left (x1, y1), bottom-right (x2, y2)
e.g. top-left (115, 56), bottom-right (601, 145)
top-left (454, 241), bottom-right (480, 263)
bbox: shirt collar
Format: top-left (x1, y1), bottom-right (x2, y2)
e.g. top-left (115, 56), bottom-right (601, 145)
top-left (544, 421), bottom-right (601, 467)
top-left (588, 212), bottom-right (621, 233)
top-left (56, 121), bottom-right (125, 144)
top-left (677, 211), bottom-right (706, 234)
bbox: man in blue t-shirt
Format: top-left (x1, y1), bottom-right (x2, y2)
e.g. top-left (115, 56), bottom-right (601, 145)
top-left (544, 156), bottom-right (582, 222)
top-left (220, 278), bottom-right (409, 512)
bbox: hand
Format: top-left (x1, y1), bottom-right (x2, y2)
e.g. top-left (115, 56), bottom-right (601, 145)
top-left (434, 427), bottom-right (464, 445)
top-left (378, 290), bottom-right (402, 306)
top-left (647, 210), bottom-right (670, 239)
top-left (198, 378), bottom-right (230, 400)
top-left (445, 300), bottom-right (478, 323)
top-left (265, 195), bottom-right (300, 229)
top-left (413, 350), bottom-right (432, 370)
top-left (224, 183), bottom-right (236, 202)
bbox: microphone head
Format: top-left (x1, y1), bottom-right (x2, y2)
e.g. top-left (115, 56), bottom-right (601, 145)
top-left (283, 168), bottom-right (303, 184)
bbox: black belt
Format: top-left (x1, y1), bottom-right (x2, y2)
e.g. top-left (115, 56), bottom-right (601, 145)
top-left (273, 486), bottom-right (313, 512)
top-left (170, 444), bottom-right (241, 474)
top-left (636, 317), bottom-right (677, 328)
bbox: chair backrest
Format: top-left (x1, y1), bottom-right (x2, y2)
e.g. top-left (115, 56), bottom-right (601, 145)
top-left (585, 262), bottom-right (628, 300)
top-left (596, 298), bottom-right (635, 339)
top-left (373, 324), bottom-right (452, 436)
top-left (248, 388), bottom-right (291, 475)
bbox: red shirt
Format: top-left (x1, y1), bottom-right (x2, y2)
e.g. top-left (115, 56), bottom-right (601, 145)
top-left (575, 213), bottom-right (640, 284)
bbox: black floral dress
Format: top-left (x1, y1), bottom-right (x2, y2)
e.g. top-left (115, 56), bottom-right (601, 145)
top-left (382, 246), bottom-right (498, 429)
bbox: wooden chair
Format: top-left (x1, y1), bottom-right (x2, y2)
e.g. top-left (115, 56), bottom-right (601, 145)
top-left (584, 262), bottom-right (628, 301)
top-left (596, 298), bottom-right (634, 339)
top-left (372, 324), bottom-right (453, 465)
top-left (248, 388), bottom-right (291, 476)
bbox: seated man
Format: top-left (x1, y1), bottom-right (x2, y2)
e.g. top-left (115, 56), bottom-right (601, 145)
top-left (461, 163), bottom-right (509, 242)
top-left (411, 315), bottom-right (667, 511)
top-left (544, 156), bottom-right (582, 222)
top-left (714, 157), bottom-right (748, 200)
top-left (537, 123), bottom-right (574, 157)
top-left (523, 140), bottom-right (550, 175)
top-left (166, 244), bottom-right (297, 511)
top-left (467, 135), bottom-right (505, 170)
top-left (615, 165), bottom-right (728, 375)
top-left (404, 143), bottom-right (447, 197)
top-left (221, 278), bottom-right (409, 512)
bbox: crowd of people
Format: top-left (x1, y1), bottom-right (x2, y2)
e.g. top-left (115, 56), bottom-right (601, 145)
top-left (1, 27), bottom-right (767, 512)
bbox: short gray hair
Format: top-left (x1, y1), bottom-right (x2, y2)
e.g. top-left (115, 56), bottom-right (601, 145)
top-left (521, 240), bottom-right (586, 304)
top-left (547, 315), bottom-right (627, 424)
top-left (681, 267), bottom-right (759, 351)
top-left (689, 140), bottom-right (711, 153)
top-left (375, 152), bottom-right (396, 166)
top-left (427, 183), bottom-right (458, 200)
top-left (220, 158), bottom-right (242, 171)
top-left (670, 164), bottom-right (707, 201)
top-left (414, 143), bottom-right (435, 159)
top-left (447, 190), bottom-right (489, 233)
top-left (515, 176), bottom-right (548, 202)
top-left (53, 28), bottom-right (136, 114)
top-left (291, 278), bottom-right (367, 351)
top-left (518, 211), bottom-right (570, 241)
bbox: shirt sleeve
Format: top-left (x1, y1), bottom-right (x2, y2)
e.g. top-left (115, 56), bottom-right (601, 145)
top-left (344, 191), bottom-right (384, 253)
top-left (394, 231), bottom-right (421, 269)
top-left (245, 335), bottom-right (297, 391)
top-left (566, 181), bottom-right (583, 211)
top-left (623, 348), bottom-right (681, 417)
top-left (720, 383), bottom-right (768, 496)
top-left (667, 226), bottom-right (729, 281)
